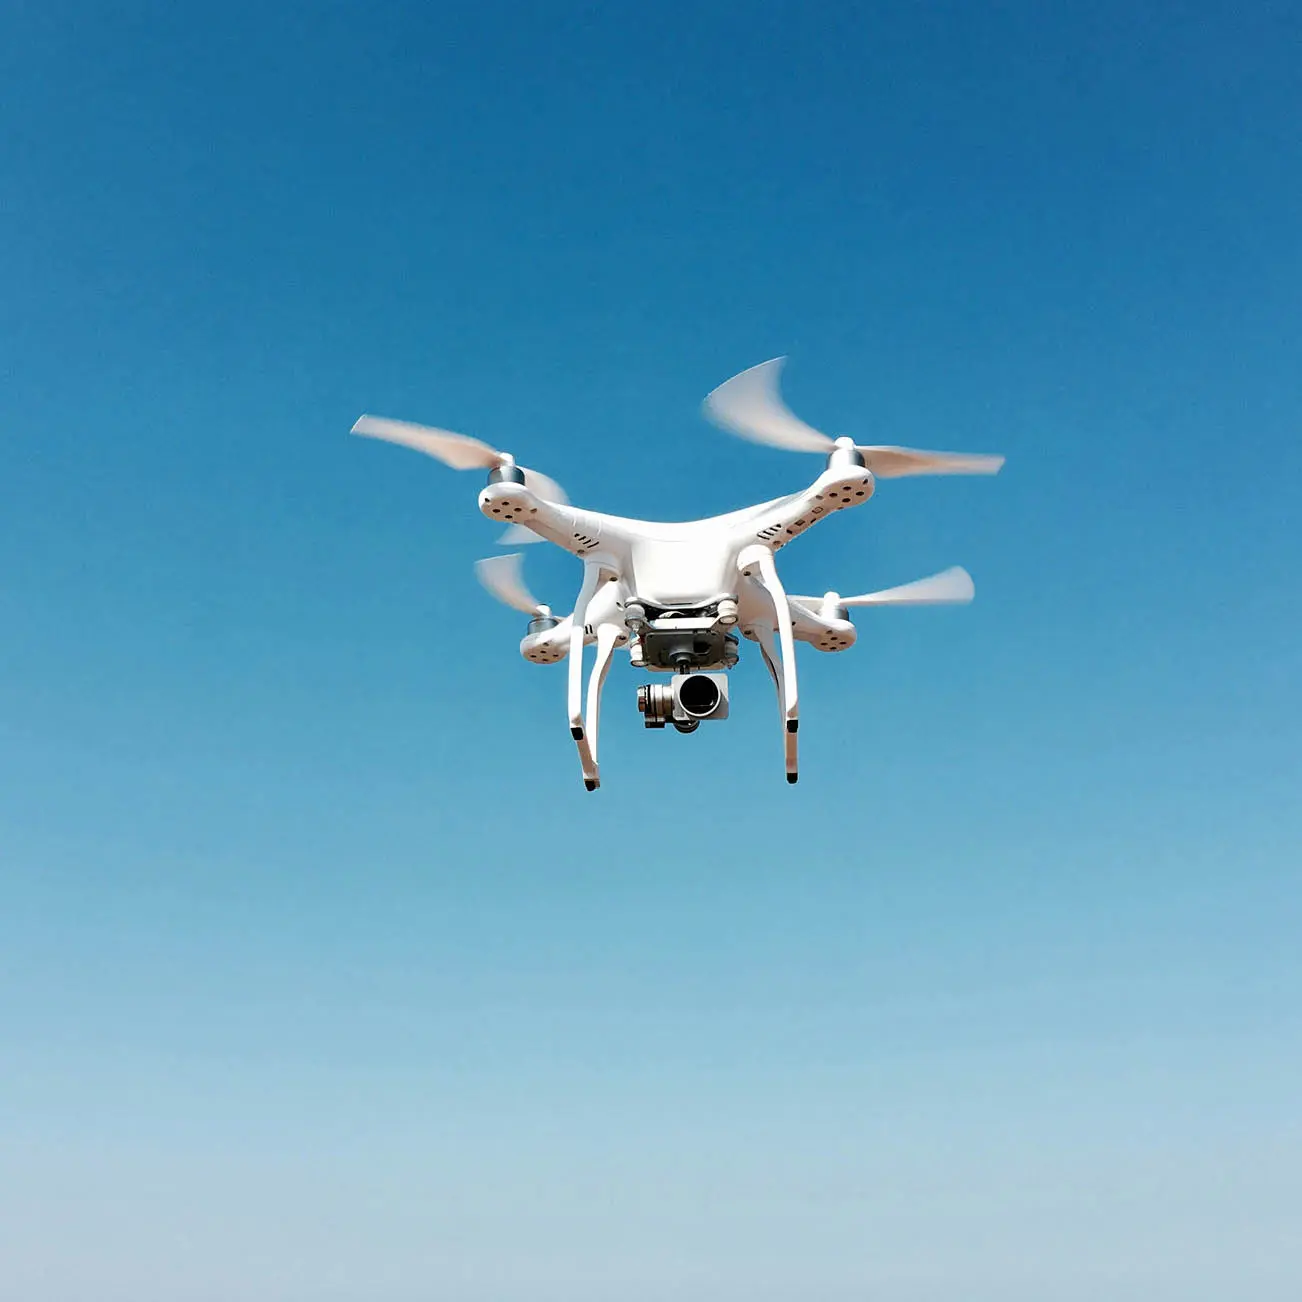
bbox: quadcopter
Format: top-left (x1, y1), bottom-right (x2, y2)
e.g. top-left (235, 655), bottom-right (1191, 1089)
top-left (353, 358), bottom-right (1003, 790)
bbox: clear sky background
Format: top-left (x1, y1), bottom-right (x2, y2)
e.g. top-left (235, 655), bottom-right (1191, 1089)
top-left (1, 3), bottom-right (1299, 1299)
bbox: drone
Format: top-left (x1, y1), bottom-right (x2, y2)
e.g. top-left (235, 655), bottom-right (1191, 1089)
top-left (353, 358), bottom-right (1003, 790)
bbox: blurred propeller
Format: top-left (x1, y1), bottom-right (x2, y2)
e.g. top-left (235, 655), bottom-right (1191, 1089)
top-left (474, 552), bottom-right (551, 617)
top-left (703, 358), bottom-right (1004, 477)
top-left (792, 566), bottom-right (975, 610)
top-left (351, 414), bottom-right (568, 544)
top-left (351, 416), bottom-right (502, 469)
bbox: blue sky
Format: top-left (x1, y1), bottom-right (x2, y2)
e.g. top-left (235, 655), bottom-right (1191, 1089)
top-left (1, 3), bottom-right (1299, 1298)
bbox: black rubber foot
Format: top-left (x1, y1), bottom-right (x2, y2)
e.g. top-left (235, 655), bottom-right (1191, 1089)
top-left (584, 778), bottom-right (598, 792)
top-left (786, 772), bottom-right (799, 784)
top-left (571, 726), bottom-right (584, 740)
top-left (786, 719), bottom-right (799, 733)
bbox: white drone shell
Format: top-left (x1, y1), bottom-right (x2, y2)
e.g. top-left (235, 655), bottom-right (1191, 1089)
top-left (358, 358), bottom-right (1002, 790)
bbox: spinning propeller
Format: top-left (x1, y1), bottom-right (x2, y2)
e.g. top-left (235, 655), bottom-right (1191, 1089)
top-left (474, 551), bottom-right (575, 665)
top-left (791, 565), bottom-right (975, 611)
top-left (704, 358), bottom-right (1004, 477)
top-left (473, 552), bottom-right (552, 617)
top-left (351, 415), bottom-right (568, 543)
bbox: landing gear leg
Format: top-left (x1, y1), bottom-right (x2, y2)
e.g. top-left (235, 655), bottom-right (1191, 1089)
top-left (580, 622), bottom-right (622, 791)
top-left (567, 564), bottom-right (604, 789)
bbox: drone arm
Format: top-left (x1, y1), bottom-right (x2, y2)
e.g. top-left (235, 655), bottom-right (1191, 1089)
top-left (479, 482), bottom-right (605, 562)
top-left (737, 460), bottom-right (876, 555)
top-left (785, 600), bottom-right (828, 646)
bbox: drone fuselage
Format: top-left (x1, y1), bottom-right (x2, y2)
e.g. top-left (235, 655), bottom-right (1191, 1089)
top-left (480, 451), bottom-right (874, 614)
top-left (499, 459), bottom-right (869, 671)
top-left (356, 358), bottom-right (997, 791)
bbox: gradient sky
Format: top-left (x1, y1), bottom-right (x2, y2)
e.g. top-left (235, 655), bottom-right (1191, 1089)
top-left (2, 3), bottom-right (1300, 1300)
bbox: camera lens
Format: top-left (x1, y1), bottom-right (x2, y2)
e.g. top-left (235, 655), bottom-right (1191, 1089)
top-left (677, 674), bottom-right (721, 718)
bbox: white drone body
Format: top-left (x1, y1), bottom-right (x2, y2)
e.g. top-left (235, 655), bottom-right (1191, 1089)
top-left (354, 358), bottom-right (1002, 790)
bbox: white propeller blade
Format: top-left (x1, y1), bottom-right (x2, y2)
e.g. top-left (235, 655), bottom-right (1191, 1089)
top-left (703, 358), bottom-right (1004, 477)
top-left (792, 566), bottom-right (975, 609)
top-left (703, 357), bottom-right (832, 453)
top-left (352, 414), bottom-right (569, 543)
top-left (474, 552), bottom-right (550, 617)
top-left (856, 447), bottom-right (1004, 478)
top-left (351, 415), bottom-right (502, 470)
